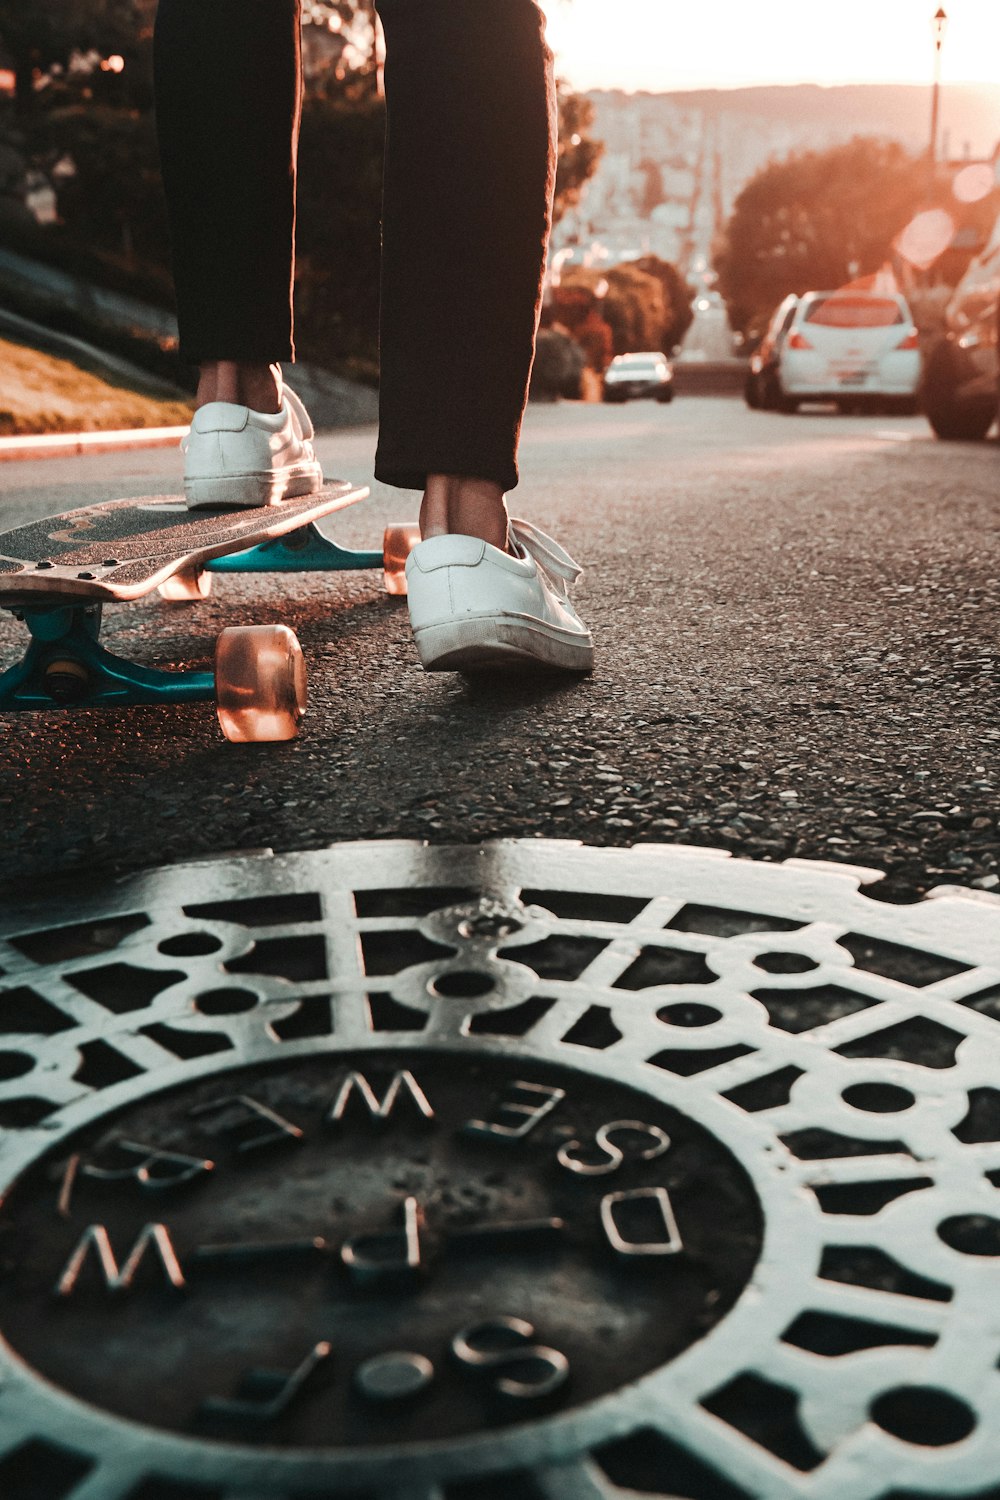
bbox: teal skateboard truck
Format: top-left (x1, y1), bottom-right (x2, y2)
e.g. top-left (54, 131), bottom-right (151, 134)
top-left (0, 488), bottom-right (419, 740)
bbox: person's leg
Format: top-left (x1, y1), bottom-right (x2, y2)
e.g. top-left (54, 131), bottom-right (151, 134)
top-left (194, 361), bottom-right (283, 415)
top-left (154, 0), bottom-right (321, 505)
top-left (420, 476), bottom-right (508, 551)
top-left (374, 0), bottom-right (557, 543)
top-left (382, 2), bottom-right (591, 673)
top-left (153, 0), bottom-right (302, 411)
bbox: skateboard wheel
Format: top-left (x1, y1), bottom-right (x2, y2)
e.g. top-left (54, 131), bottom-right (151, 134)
top-left (158, 568), bottom-right (212, 602)
top-left (214, 625), bottom-right (307, 743)
top-left (382, 523), bottom-right (420, 596)
top-left (43, 658), bottom-right (90, 704)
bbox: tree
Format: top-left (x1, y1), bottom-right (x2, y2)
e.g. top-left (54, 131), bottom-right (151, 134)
top-left (553, 82), bottom-right (603, 225)
top-left (301, 0), bottom-right (380, 90)
top-left (34, 102), bottom-right (167, 271)
top-left (553, 254), bottom-right (693, 368)
top-left (0, 0), bottom-right (154, 113)
top-left (547, 281), bottom-right (613, 371)
top-left (530, 327), bottom-right (585, 400)
top-left (601, 264), bottom-right (669, 353)
top-left (0, 0), bottom-right (91, 112)
top-left (714, 136), bottom-right (928, 341)
top-left (0, 0), bottom-right (604, 381)
top-left (633, 255), bottom-right (695, 351)
top-left (562, 263), bottom-right (670, 356)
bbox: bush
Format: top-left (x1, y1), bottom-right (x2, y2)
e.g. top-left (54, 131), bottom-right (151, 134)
top-left (529, 328), bottom-right (585, 401)
top-left (38, 104), bottom-right (169, 275)
top-left (560, 260), bottom-right (691, 358)
top-left (601, 264), bottom-right (668, 354)
top-left (633, 255), bottom-right (695, 351)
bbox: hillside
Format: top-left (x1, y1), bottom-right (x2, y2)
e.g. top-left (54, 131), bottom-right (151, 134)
top-left (662, 84), bottom-right (991, 153)
top-left (570, 81), bottom-right (1000, 268)
top-left (589, 82), bottom-right (1000, 159)
top-left (0, 337), bottom-right (193, 436)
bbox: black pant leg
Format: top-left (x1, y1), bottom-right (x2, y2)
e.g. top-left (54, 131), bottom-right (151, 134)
top-left (374, 0), bottom-right (556, 493)
top-left (153, 0), bottom-right (301, 364)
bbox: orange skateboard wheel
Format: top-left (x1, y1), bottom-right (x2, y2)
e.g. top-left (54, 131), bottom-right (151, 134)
top-left (158, 568), bottom-right (212, 602)
top-left (214, 624), bottom-right (307, 743)
top-left (382, 523), bottom-right (421, 596)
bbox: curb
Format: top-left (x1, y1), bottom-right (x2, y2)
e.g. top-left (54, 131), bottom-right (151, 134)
top-left (0, 425), bottom-right (188, 463)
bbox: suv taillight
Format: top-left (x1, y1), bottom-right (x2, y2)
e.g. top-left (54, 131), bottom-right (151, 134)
top-left (896, 329), bottom-right (920, 350)
top-left (786, 331), bottom-right (813, 350)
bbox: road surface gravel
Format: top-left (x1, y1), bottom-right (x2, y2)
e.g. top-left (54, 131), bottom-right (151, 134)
top-left (0, 397), bottom-right (996, 902)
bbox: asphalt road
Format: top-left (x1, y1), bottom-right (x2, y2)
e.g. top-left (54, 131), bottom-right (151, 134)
top-left (1, 397), bottom-right (997, 900)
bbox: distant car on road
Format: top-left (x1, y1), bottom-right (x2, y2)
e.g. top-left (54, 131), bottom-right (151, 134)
top-left (694, 290), bottom-right (726, 312)
top-left (922, 210), bottom-right (1000, 441)
top-left (603, 352), bottom-right (675, 404)
top-left (747, 290), bottom-right (921, 414)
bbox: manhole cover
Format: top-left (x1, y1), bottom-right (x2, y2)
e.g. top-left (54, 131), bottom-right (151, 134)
top-left (0, 840), bottom-right (999, 1500)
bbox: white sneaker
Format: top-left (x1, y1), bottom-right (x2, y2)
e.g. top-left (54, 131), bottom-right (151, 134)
top-left (182, 387), bottom-right (323, 508)
top-left (405, 518), bottom-right (594, 672)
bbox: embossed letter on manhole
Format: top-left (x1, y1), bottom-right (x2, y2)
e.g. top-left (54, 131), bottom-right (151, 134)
top-left (0, 1053), bottom-right (760, 1448)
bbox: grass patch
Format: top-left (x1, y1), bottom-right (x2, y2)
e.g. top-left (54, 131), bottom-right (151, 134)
top-left (0, 337), bottom-right (193, 436)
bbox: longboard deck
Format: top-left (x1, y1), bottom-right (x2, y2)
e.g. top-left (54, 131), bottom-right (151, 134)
top-left (0, 485), bottom-right (367, 606)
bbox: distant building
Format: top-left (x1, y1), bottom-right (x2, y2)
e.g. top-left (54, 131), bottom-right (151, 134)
top-left (568, 83), bottom-right (1000, 280)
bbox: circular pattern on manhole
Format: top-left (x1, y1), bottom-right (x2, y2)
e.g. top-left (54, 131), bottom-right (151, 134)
top-left (0, 839), bottom-right (997, 1500)
top-left (0, 1051), bottom-right (761, 1448)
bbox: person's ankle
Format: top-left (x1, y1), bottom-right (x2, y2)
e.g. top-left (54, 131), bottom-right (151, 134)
top-left (421, 475), bottom-right (509, 551)
top-left (196, 361), bottom-right (283, 415)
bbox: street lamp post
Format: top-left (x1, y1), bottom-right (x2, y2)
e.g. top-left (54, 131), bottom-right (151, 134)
top-left (928, 7), bottom-right (948, 176)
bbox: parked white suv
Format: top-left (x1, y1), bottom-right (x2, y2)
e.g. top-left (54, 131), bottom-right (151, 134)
top-left (766, 290), bottom-right (921, 414)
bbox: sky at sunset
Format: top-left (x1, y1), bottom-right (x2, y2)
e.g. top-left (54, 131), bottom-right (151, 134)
top-left (540, 0), bottom-right (1000, 93)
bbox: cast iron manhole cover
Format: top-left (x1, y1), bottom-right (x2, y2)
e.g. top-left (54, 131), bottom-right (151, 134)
top-left (0, 840), bottom-right (999, 1500)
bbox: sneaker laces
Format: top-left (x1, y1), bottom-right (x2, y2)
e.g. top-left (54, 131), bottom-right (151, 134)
top-left (509, 518), bottom-right (583, 596)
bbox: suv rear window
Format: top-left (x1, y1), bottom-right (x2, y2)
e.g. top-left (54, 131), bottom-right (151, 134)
top-left (804, 296), bottom-right (904, 328)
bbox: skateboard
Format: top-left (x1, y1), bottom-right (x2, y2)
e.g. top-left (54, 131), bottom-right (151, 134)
top-left (0, 488), bottom-right (420, 742)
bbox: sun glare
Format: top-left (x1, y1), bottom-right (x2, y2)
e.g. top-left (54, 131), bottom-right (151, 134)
top-left (541, 0), bottom-right (1000, 93)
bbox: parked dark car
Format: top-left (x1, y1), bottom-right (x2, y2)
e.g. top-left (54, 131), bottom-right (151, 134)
top-left (603, 352), bottom-right (674, 404)
top-left (745, 293), bottom-right (799, 409)
top-left (922, 209), bottom-right (1000, 440)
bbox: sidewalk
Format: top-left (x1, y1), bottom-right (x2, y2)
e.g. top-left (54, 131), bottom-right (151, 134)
top-left (0, 424), bottom-right (189, 462)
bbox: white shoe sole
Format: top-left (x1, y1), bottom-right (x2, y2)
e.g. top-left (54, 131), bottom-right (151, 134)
top-left (184, 463), bottom-right (323, 509)
top-left (412, 613), bottom-right (594, 673)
